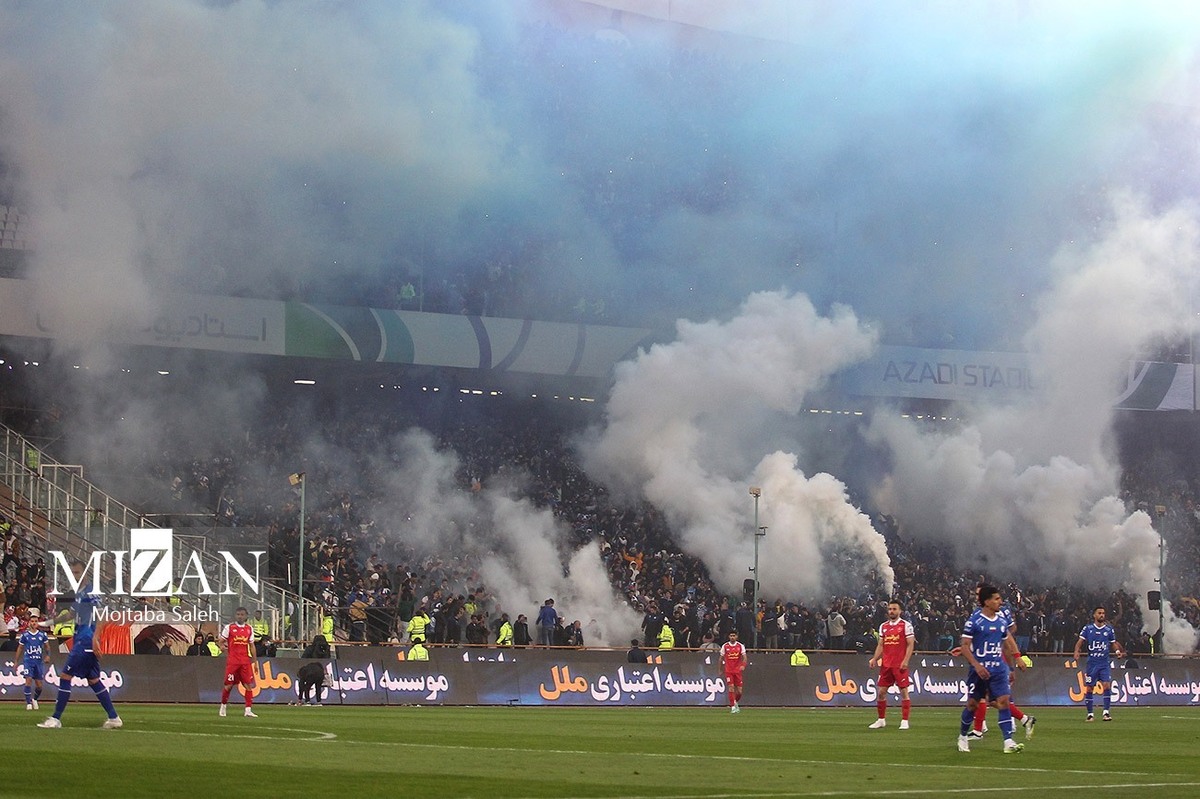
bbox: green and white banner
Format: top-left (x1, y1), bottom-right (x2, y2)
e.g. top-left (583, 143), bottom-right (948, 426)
top-left (0, 278), bottom-right (653, 380)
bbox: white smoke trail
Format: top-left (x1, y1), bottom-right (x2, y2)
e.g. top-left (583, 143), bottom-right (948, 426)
top-left (372, 429), bottom-right (638, 645)
top-left (868, 195), bottom-right (1200, 651)
top-left (479, 494), bottom-right (641, 646)
top-left (582, 290), bottom-right (892, 600)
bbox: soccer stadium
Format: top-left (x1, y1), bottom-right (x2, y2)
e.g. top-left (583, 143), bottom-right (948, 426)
top-left (2, 1), bottom-right (1200, 797)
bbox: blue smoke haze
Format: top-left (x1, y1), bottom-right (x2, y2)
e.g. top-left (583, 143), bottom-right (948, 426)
top-left (3, 1), bottom-right (1199, 347)
top-left (5, 1), bottom-right (1200, 646)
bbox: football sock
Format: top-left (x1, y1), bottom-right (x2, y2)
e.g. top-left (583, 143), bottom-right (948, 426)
top-left (901, 699), bottom-right (911, 721)
top-left (973, 703), bottom-right (987, 731)
top-left (33, 686), bottom-right (42, 701)
top-left (998, 707), bottom-right (1014, 740)
top-left (1009, 703), bottom-right (1025, 721)
top-left (960, 706), bottom-right (974, 735)
top-left (91, 683), bottom-right (118, 719)
top-left (221, 686), bottom-right (233, 705)
top-left (1103, 692), bottom-right (1111, 711)
top-left (24, 685), bottom-right (31, 704)
top-left (1085, 691), bottom-right (1093, 715)
top-left (876, 700), bottom-right (887, 719)
top-left (53, 678), bottom-right (71, 718)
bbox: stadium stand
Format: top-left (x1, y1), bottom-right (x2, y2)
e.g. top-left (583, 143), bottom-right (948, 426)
top-left (3, 357), bottom-right (1189, 653)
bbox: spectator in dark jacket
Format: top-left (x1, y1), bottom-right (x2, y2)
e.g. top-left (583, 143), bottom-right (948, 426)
top-left (302, 634), bottom-right (331, 659)
top-left (513, 613), bottom-right (532, 647)
top-left (465, 614), bottom-right (488, 646)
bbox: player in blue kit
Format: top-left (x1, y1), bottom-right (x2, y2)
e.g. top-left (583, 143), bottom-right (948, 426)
top-left (1072, 606), bottom-right (1124, 721)
top-left (965, 598), bottom-right (1035, 740)
top-left (14, 608), bottom-right (49, 710)
top-left (957, 584), bottom-right (1026, 754)
top-left (36, 583), bottom-right (122, 730)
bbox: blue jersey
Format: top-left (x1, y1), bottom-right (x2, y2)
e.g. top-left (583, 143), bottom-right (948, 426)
top-left (19, 629), bottom-right (48, 664)
top-left (72, 591), bottom-right (101, 652)
top-left (998, 603), bottom-right (1016, 633)
top-left (962, 609), bottom-right (1010, 671)
top-left (1079, 623), bottom-right (1116, 665)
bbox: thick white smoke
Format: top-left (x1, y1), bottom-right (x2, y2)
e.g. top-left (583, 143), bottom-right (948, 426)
top-left (582, 290), bottom-right (893, 600)
top-left (4, 0), bottom-right (1200, 650)
top-left (868, 195), bottom-right (1200, 651)
top-left (371, 430), bottom-right (639, 645)
top-left (0, 1), bottom-right (508, 331)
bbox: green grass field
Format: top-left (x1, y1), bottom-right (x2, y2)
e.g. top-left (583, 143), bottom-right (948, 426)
top-left (6, 704), bottom-right (1200, 798)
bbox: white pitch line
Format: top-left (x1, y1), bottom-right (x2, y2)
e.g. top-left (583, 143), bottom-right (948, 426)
top-left (562, 783), bottom-right (1200, 799)
top-left (122, 724), bottom-right (336, 742)
top-left (318, 738), bottom-right (1177, 778)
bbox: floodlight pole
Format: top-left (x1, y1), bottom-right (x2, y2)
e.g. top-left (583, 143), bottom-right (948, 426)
top-left (749, 486), bottom-right (765, 647)
top-left (298, 472), bottom-right (307, 639)
top-left (1158, 509), bottom-right (1165, 646)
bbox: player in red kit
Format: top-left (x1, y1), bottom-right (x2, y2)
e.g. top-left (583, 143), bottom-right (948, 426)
top-left (868, 600), bottom-right (915, 730)
top-left (720, 630), bottom-right (747, 713)
top-left (219, 606), bottom-right (258, 718)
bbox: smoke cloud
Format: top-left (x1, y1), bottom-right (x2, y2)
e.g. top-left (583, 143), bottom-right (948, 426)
top-left (3, 2), bottom-right (1200, 646)
top-left (868, 195), bottom-right (1200, 651)
top-left (370, 429), bottom-right (641, 645)
top-left (0, 1), bottom-right (510, 330)
top-left (581, 291), bottom-right (892, 600)
top-left (5, 2), bottom-right (1200, 334)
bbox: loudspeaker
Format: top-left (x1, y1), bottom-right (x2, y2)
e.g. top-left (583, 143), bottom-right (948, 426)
top-left (743, 579), bottom-right (756, 605)
top-left (1148, 590), bottom-right (1161, 611)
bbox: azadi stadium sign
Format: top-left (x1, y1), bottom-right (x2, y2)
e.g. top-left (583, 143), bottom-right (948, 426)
top-left (840, 344), bottom-right (1196, 411)
top-left (0, 277), bottom-right (1192, 408)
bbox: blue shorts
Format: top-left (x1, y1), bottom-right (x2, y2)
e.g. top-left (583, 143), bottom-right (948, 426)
top-left (62, 649), bottom-right (101, 681)
top-left (966, 666), bottom-right (1011, 701)
top-left (22, 662), bottom-right (45, 681)
top-left (1084, 662), bottom-right (1111, 686)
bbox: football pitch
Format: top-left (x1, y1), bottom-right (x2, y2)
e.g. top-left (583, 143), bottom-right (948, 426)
top-left (6, 704), bottom-right (1200, 798)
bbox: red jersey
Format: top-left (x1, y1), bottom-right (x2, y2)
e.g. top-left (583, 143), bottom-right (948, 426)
top-left (878, 618), bottom-right (915, 669)
top-left (721, 641), bottom-right (747, 673)
top-left (221, 622), bottom-right (255, 666)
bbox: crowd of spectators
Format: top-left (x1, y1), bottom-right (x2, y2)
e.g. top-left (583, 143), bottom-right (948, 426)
top-left (3, 368), bottom-right (1200, 655)
top-left (93, 398), bottom-right (1200, 653)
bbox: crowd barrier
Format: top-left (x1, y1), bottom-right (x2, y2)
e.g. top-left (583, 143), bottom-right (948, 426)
top-left (3, 650), bottom-right (1197, 707)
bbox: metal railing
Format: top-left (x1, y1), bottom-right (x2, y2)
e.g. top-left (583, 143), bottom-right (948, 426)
top-left (0, 422), bottom-right (320, 640)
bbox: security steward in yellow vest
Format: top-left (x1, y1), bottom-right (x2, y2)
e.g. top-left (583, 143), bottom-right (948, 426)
top-left (406, 606), bottom-right (431, 643)
top-left (496, 614), bottom-right (514, 647)
top-left (53, 617), bottom-right (75, 645)
top-left (252, 609), bottom-right (273, 652)
top-left (658, 623), bottom-right (675, 650)
top-left (250, 610), bottom-right (270, 638)
top-left (408, 637), bottom-right (430, 661)
top-left (321, 609), bottom-right (335, 642)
